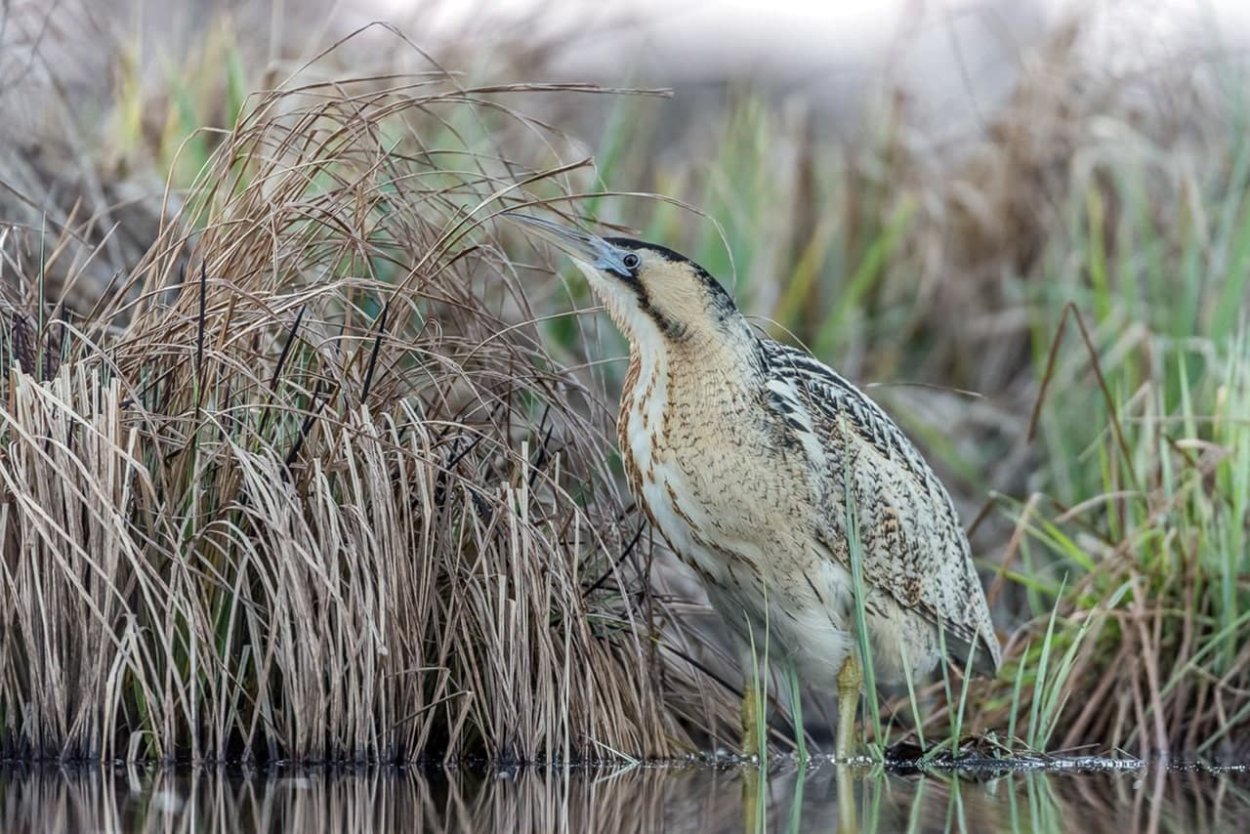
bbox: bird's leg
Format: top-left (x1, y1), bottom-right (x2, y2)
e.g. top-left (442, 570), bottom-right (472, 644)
top-left (740, 658), bottom-right (767, 833)
top-left (835, 651), bottom-right (863, 762)
top-left (741, 682), bottom-right (761, 759)
top-left (741, 763), bottom-right (765, 833)
top-left (836, 759), bottom-right (858, 834)
top-left (739, 631), bottom-right (768, 759)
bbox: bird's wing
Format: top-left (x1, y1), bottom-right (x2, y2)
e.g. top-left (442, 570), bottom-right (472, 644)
top-left (760, 339), bottom-right (1002, 671)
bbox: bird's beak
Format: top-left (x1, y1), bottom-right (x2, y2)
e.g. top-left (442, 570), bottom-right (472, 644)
top-left (503, 212), bottom-right (634, 279)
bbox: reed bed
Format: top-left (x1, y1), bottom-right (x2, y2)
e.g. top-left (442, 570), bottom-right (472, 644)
top-left (0, 4), bottom-right (1248, 763)
top-left (0, 47), bottom-right (735, 762)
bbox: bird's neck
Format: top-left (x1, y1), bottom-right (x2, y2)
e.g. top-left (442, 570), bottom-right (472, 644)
top-left (623, 328), bottom-right (758, 417)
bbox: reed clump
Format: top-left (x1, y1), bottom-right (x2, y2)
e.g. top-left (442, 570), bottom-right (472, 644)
top-left (0, 55), bottom-right (732, 762)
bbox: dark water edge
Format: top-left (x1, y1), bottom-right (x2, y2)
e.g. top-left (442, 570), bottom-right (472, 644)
top-left (1, 758), bottom-right (1247, 833)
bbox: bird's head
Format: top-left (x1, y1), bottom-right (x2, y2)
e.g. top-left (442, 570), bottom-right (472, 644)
top-left (506, 213), bottom-right (748, 350)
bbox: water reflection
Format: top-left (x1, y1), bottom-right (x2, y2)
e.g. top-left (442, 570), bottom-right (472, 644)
top-left (0, 759), bottom-right (1246, 833)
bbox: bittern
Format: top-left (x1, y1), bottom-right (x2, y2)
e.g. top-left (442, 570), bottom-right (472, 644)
top-left (509, 213), bottom-right (1002, 760)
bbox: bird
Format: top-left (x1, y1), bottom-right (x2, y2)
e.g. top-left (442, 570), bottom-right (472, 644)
top-left (507, 212), bottom-right (1002, 760)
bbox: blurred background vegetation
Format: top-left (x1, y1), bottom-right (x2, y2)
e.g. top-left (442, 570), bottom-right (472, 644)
top-left (0, 0), bottom-right (1247, 763)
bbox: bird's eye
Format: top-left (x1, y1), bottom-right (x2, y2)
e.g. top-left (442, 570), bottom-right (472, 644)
top-left (622, 253), bottom-right (640, 271)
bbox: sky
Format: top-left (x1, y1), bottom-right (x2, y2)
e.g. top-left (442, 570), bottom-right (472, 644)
top-left (351, 0), bottom-right (1250, 139)
top-left (358, 0), bottom-right (1250, 76)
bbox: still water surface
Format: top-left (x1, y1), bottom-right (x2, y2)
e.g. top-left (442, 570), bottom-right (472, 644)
top-left (1, 759), bottom-right (1246, 833)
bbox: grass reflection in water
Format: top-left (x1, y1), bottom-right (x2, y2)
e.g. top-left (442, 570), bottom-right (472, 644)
top-left (1, 760), bottom-right (1247, 834)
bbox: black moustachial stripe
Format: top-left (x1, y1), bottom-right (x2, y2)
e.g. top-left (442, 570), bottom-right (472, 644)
top-left (604, 237), bottom-right (738, 339)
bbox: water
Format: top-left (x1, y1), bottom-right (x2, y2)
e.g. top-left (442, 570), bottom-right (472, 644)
top-left (2, 759), bottom-right (1246, 833)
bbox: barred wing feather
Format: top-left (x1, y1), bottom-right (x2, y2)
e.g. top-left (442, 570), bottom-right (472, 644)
top-left (759, 340), bottom-right (1002, 672)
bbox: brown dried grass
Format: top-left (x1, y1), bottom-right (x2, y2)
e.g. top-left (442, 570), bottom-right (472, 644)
top-left (0, 40), bottom-right (733, 762)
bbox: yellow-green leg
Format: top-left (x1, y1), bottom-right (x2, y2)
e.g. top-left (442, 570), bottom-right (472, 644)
top-left (835, 651), bottom-right (862, 762)
top-left (836, 759), bottom-right (858, 834)
top-left (835, 653), bottom-right (862, 834)
top-left (742, 763), bottom-right (765, 833)
top-left (741, 684), bottom-right (766, 834)
top-left (741, 683), bottom-right (761, 758)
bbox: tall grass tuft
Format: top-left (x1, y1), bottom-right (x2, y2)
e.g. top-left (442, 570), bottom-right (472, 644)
top-left (0, 48), bottom-right (730, 762)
